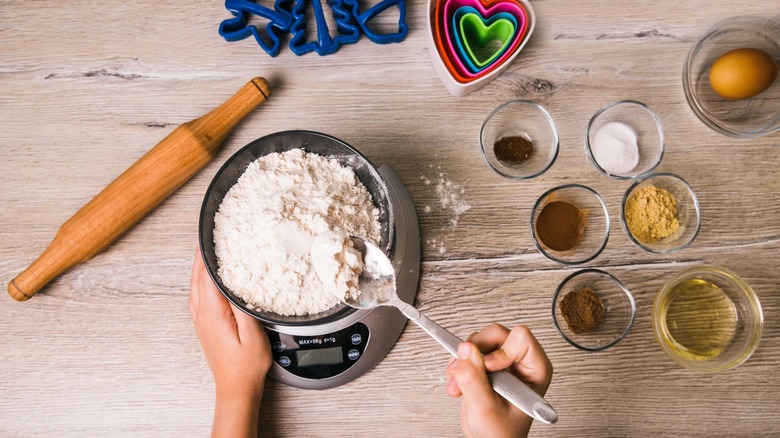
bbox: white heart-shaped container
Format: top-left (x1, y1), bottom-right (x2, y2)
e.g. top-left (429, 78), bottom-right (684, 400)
top-left (426, 0), bottom-right (536, 97)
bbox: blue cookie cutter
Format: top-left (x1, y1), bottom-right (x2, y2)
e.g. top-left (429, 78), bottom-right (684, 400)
top-left (219, 0), bottom-right (408, 55)
top-left (451, 6), bottom-right (517, 74)
top-left (287, 0), bottom-right (361, 56)
top-left (342, 0), bottom-right (408, 44)
top-left (219, 0), bottom-right (293, 57)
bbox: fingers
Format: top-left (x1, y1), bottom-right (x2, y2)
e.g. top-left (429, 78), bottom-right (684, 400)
top-left (452, 342), bottom-right (501, 413)
top-left (446, 358), bottom-right (461, 398)
top-left (461, 324), bottom-right (553, 394)
top-left (189, 248), bottom-right (203, 320)
top-left (231, 302), bottom-right (265, 346)
top-left (190, 247), bottom-right (234, 329)
top-left (197, 268), bottom-right (231, 319)
top-left (468, 323), bottom-right (510, 354)
top-left (448, 324), bottom-right (513, 399)
top-left (485, 325), bottom-right (553, 394)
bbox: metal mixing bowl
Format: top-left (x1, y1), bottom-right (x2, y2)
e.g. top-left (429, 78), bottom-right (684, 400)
top-left (198, 130), bottom-right (395, 327)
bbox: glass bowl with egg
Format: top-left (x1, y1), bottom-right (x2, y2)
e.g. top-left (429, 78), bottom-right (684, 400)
top-left (653, 266), bottom-right (763, 372)
top-left (479, 100), bottom-right (559, 180)
top-left (620, 173), bottom-right (701, 254)
top-left (683, 15), bottom-right (780, 138)
top-left (552, 269), bottom-right (636, 352)
top-left (585, 100), bottom-right (664, 180)
top-left (531, 184), bottom-right (610, 265)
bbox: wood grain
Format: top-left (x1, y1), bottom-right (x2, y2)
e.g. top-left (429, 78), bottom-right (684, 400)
top-left (1, 1), bottom-right (779, 436)
top-left (7, 78), bottom-right (269, 301)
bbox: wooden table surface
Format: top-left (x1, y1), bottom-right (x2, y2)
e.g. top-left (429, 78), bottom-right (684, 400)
top-left (2, 1), bottom-right (779, 436)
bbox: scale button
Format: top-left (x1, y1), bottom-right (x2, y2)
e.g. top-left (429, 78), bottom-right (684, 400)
top-left (272, 341), bottom-right (286, 352)
top-left (351, 334), bottom-right (362, 345)
top-left (347, 349), bottom-right (360, 361)
top-left (279, 356), bottom-right (291, 367)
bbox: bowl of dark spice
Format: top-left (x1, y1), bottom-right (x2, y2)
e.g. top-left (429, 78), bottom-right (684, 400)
top-left (531, 184), bottom-right (610, 264)
top-left (552, 269), bottom-right (636, 352)
top-left (480, 100), bottom-right (559, 180)
top-left (585, 100), bottom-right (665, 180)
top-left (621, 173), bottom-right (701, 253)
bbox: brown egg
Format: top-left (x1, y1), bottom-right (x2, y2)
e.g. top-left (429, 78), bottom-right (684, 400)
top-left (708, 48), bottom-right (778, 100)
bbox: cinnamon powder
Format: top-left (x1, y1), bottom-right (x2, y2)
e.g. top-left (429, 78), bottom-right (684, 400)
top-left (560, 287), bottom-right (604, 334)
top-left (536, 201), bottom-right (584, 251)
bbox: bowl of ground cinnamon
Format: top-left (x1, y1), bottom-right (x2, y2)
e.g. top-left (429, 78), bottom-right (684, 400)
top-left (552, 269), bottom-right (636, 352)
top-left (479, 100), bottom-right (559, 180)
top-left (621, 173), bottom-right (701, 253)
top-left (531, 184), bottom-right (610, 264)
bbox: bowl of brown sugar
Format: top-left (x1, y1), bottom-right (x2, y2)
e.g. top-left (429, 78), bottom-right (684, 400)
top-left (531, 184), bottom-right (610, 264)
top-left (480, 100), bottom-right (559, 180)
top-left (552, 269), bottom-right (636, 352)
top-left (621, 173), bottom-right (701, 253)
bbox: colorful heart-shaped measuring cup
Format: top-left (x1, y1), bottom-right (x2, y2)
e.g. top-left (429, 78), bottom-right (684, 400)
top-left (453, 7), bottom-right (517, 73)
top-left (427, 0), bottom-right (535, 96)
top-left (442, 0), bottom-right (527, 78)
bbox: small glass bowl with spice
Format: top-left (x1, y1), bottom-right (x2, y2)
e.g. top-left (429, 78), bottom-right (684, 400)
top-left (552, 269), bottom-right (636, 352)
top-left (531, 184), bottom-right (610, 265)
top-left (585, 100), bottom-right (664, 179)
top-left (480, 100), bottom-right (559, 180)
top-left (621, 173), bottom-right (701, 253)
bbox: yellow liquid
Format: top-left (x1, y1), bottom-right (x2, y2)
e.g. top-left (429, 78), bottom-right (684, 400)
top-left (657, 279), bottom-right (738, 360)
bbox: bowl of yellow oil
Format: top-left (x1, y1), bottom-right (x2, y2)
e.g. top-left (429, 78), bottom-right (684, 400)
top-left (653, 266), bottom-right (763, 372)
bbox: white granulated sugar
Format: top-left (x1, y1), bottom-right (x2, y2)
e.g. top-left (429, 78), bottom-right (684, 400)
top-left (591, 121), bottom-right (639, 174)
top-left (213, 149), bottom-right (381, 316)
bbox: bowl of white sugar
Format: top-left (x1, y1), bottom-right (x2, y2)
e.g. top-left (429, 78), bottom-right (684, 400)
top-left (585, 100), bottom-right (664, 180)
top-left (199, 130), bottom-right (394, 326)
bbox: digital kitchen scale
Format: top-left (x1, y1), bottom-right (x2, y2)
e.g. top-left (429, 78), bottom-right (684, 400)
top-left (263, 164), bottom-right (420, 389)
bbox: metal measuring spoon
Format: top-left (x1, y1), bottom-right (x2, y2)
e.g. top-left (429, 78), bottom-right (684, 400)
top-left (311, 234), bottom-right (558, 425)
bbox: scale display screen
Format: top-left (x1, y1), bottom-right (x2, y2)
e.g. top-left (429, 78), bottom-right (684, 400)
top-left (267, 322), bottom-right (369, 380)
top-left (295, 347), bottom-right (343, 367)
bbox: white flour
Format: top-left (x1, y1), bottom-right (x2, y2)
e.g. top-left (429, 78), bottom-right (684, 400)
top-left (309, 231), bottom-right (364, 302)
top-left (213, 149), bottom-right (381, 316)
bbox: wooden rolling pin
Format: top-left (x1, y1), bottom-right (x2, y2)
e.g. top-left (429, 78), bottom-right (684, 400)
top-left (8, 77), bottom-right (272, 301)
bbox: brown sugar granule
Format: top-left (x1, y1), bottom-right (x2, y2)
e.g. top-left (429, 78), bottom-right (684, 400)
top-left (493, 136), bottom-right (534, 167)
top-left (560, 287), bottom-right (604, 334)
top-left (536, 201), bottom-right (584, 251)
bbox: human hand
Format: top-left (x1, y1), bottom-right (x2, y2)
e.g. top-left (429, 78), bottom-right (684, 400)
top-left (446, 324), bottom-right (553, 438)
top-left (189, 248), bottom-right (272, 437)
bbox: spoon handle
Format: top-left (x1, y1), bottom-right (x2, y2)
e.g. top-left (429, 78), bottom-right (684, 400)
top-left (395, 300), bottom-right (461, 356)
top-left (393, 300), bottom-right (558, 425)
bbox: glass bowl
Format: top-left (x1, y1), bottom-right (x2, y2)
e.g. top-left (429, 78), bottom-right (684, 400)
top-left (552, 269), bottom-right (636, 352)
top-left (585, 100), bottom-right (665, 179)
top-left (620, 173), bottom-right (700, 254)
top-left (531, 184), bottom-right (610, 265)
top-left (683, 15), bottom-right (780, 138)
top-left (479, 100), bottom-right (559, 180)
top-left (653, 266), bottom-right (763, 372)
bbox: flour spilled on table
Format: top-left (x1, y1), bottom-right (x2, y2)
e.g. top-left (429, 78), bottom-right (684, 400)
top-left (419, 162), bottom-right (471, 256)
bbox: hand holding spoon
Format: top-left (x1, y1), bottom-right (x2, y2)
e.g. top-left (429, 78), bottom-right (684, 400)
top-left (311, 234), bottom-right (558, 425)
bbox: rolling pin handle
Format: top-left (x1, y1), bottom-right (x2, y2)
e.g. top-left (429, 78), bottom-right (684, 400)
top-left (7, 77), bottom-right (271, 301)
